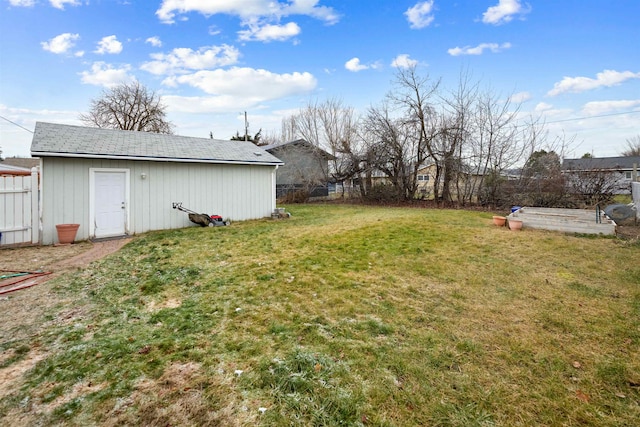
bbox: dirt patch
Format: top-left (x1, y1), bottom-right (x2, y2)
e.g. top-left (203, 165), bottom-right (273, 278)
top-left (0, 239), bottom-right (133, 424)
top-left (103, 362), bottom-right (246, 427)
top-left (0, 351), bottom-right (46, 399)
top-left (617, 224), bottom-right (640, 240)
top-left (41, 381), bottom-right (108, 413)
top-left (146, 297), bottom-right (182, 312)
top-left (1, 239), bottom-right (131, 341)
top-left (0, 239), bottom-right (132, 388)
top-left (0, 238), bottom-right (130, 273)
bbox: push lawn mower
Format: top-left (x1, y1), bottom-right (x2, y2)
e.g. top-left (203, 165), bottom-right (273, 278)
top-left (172, 202), bottom-right (230, 227)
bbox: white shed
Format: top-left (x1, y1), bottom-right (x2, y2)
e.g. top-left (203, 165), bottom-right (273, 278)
top-left (31, 122), bottom-right (283, 245)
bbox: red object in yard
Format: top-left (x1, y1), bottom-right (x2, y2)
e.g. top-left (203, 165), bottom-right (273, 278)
top-left (0, 271), bottom-right (52, 294)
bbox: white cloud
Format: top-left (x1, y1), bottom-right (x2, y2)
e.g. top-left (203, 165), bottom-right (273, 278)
top-left (145, 36), bottom-right (163, 47)
top-left (447, 42), bottom-right (511, 56)
top-left (582, 99), bottom-right (640, 116)
top-left (405, 1), bottom-right (435, 29)
top-left (41, 33), bottom-right (80, 55)
top-left (238, 21), bottom-right (301, 42)
top-left (0, 104), bottom-right (82, 158)
top-left (282, 0), bottom-right (339, 24)
top-left (534, 102), bottom-right (553, 112)
top-left (140, 45), bottom-right (240, 75)
top-left (8, 0), bottom-right (35, 6)
top-left (79, 62), bottom-right (134, 87)
top-left (164, 95), bottom-right (260, 113)
top-left (391, 54), bottom-right (418, 69)
top-left (164, 67), bottom-right (317, 101)
top-left (156, 0), bottom-right (339, 25)
top-left (94, 35), bottom-right (123, 55)
top-left (482, 0), bottom-right (530, 25)
top-left (50, 0), bottom-right (81, 9)
top-left (547, 70), bottom-right (640, 96)
top-left (345, 57), bottom-right (380, 72)
top-left (509, 91), bottom-right (531, 103)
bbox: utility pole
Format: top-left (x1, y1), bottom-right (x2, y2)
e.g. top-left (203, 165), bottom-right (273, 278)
top-left (244, 111), bottom-right (249, 142)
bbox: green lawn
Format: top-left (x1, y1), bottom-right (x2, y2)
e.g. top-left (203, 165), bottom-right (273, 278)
top-left (1, 204), bottom-right (639, 426)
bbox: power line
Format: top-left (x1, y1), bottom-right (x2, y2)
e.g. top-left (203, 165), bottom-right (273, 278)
top-left (0, 115), bottom-right (34, 133)
top-left (545, 109), bottom-right (640, 124)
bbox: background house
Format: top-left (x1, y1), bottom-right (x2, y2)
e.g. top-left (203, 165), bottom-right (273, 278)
top-left (562, 156), bottom-right (640, 194)
top-left (1, 157), bottom-right (40, 170)
top-left (31, 122), bottom-right (283, 245)
top-left (263, 139), bottom-right (333, 198)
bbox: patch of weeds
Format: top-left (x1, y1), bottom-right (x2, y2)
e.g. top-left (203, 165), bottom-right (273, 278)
top-left (450, 289), bottom-right (467, 300)
top-left (596, 359), bottom-right (629, 388)
top-left (268, 323), bottom-right (288, 335)
top-left (539, 313), bottom-right (574, 334)
top-left (567, 281), bottom-right (602, 297)
top-left (139, 266), bottom-right (201, 295)
top-left (51, 397), bottom-right (83, 421)
top-left (0, 343), bottom-right (31, 368)
top-left (430, 401), bottom-right (494, 427)
top-left (455, 339), bottom-right (484, 357)
top-left (257, 273), bottom-right (276, 281)
top-left (573, 233), bottom-right (617, 240)
top-left (148, 299), bottom-right (218, 335)
top-left (205, 276), bottom-right (236, 288)
top-left (619, 267), bottom-right (640, 285)
top-left (58, 325), bottom-right (88, 344)
top-left (362, 318), bottom-right (394, 337)
top-left (252, 348), bottom-right (363, 425)
top-left (629, 295), bottom-right (640, 325)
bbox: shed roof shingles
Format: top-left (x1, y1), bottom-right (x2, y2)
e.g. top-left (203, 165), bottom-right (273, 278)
top-left (31, 122), bottom-right (283, 165)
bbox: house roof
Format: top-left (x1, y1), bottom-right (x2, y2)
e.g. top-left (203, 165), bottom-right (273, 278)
top-left (1, 157), bottom-right (40, 169)
top-left (562, 156), bottom-right (640, 171)
top-left (263, 139), bottom-right (335, 160)
top-left (31, 122), bottom-right (283, 166)
top-left (0, 163), bottom-right (34, 176)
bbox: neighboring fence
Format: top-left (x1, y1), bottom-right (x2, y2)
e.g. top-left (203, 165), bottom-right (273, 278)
top-left (633, 182), bottom-right (640, 220)
top-left (276, 184), bottom-right (329, 198)
top-left (0, 168), bottom-right (39, 246)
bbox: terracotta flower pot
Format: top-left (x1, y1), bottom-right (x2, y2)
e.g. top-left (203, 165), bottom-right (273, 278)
top-left (56, 224), bottom-right (80, 244)
top-left (508, 219), bottom-right (523, 231)
top-left (492, 216), bottom-right (506, 227)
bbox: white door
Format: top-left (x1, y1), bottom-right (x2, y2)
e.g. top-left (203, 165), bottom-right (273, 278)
top-left (94, 171), bottom-right (127, 238)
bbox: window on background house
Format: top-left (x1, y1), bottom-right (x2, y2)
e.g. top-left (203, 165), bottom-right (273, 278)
top-left (417, 175), bottom-right (429, 181)
top-left (625, 171), bottom-right (632, 180)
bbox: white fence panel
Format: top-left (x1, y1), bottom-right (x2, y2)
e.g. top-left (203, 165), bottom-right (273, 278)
top-left (0, 168), bottom-right (39, 246)
top-left (633, 182), bottom-right (640, 220)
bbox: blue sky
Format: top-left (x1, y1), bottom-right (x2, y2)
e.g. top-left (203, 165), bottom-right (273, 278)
top-left (1, 0), bottom-right (639, 159)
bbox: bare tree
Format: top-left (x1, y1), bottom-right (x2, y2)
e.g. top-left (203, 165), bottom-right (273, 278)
top-left (430, 71), bottom-right (479, 204)
top-left (362, 102), bottom-right (421, 200)
top-left (80, 81), bottom-right (174, 134)
top-left (565, 168), bottom-right (621, 206)
top-left (622, 135), bottom-right (640, 156)
top-left (366, 66), bottom-right (440, 201)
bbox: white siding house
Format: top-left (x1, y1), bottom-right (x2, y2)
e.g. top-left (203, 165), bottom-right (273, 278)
top-left (31, 122), bottom-right (283, 245)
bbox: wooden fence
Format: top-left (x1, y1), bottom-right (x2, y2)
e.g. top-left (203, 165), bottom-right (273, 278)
top-left (0, 168), bottom-right (39, 246)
